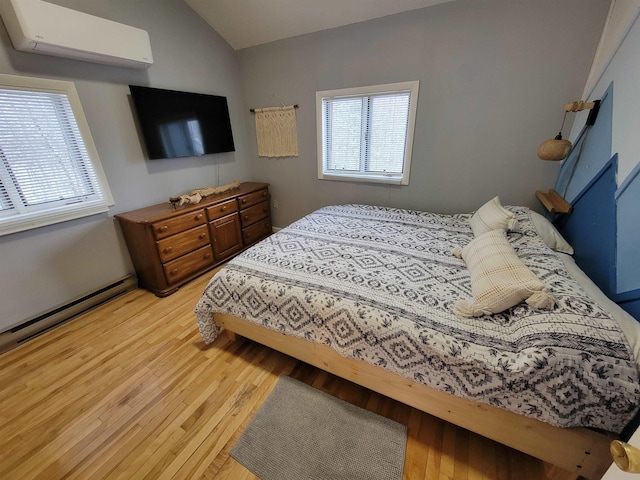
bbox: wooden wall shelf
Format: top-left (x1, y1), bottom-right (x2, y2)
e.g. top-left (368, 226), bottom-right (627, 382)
top-left (535, 189), bottom-right (572, 214)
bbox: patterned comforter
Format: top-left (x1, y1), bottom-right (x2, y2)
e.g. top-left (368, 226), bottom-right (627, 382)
top-left (195, 204), bottom-right (640, 432)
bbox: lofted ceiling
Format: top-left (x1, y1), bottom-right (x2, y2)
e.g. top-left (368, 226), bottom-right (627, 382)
top-left (183, 0), bottom-right (453, 50)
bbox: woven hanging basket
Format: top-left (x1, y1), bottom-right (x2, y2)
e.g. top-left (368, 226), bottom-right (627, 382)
top-left (537, 138), bottom-right (572, 161)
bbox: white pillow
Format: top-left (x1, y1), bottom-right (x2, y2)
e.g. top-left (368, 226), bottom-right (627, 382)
top-left (453, 229), bottom-right (555, 317)
top-left (468, 197), bottom-right (518, 237)
top-left (529, 210), bottom-right (574, 254)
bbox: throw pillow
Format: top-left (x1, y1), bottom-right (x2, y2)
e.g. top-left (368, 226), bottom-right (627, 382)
top-left (453, 229), bottom-right (555, 317)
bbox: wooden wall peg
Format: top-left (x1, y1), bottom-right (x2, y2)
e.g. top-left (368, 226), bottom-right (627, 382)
top-left (535, 189), bottom-right (572, 214)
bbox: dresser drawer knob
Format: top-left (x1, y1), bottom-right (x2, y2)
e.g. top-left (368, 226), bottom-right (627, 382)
top-left (164, 246), bottom-right (173, 253)
top-left (204, 253), bottom-right (211, 259)
top-left (262, 191), bottom-right (267, 197)
top-left (195, 213), bottom-right (203, 220)
top-left (159, 225), bottom-right (169, 232)
top-left (243, 215), bottom-right (249, 221)
top-left (246, 233), bottom-right (251, 239)
top-left (170, 268), bottom-right (178, 276)
top-left (221, 205), bottom-right (227, 212)
top-left (199, 233), bottom-right (206, 240)
top-left (241, 198), bottom-right (247, 204)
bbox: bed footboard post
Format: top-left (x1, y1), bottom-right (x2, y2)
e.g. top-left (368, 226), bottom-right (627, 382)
top-left (223, 329), bottom-right (237, 342)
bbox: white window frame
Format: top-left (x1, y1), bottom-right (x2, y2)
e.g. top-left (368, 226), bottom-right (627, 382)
top-left (316, 81), bottom-right (419, 185)
top-left (0, 74), bottom-right (113, 236)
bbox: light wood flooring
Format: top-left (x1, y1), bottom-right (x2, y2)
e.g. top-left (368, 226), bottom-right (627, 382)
top-left (0, 272), bottom-right (569, 480)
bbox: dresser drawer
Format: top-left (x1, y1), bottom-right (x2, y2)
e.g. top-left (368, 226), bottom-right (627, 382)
top-left (243, 217), bottom-right (272, 244)
top-left (240, 200), bottom-right (270, 228)
top-left (156, 225), bottom-right (210, 263)
top-left (206, 199), bottom-right (238, 221)
top-left (163, 245), bottom-right (214, 285)
top-left (238, 188), bottom-right (270, 209)
top-left (152, 210), bottom-right (206, 240)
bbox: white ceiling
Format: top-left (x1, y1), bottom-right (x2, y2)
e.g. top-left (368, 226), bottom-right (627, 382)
top-left (184, 0), bottom-right (453, 50)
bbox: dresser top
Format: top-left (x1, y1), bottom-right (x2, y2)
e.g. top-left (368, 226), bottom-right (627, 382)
top-left (115, 182), bottom-right (269, 223)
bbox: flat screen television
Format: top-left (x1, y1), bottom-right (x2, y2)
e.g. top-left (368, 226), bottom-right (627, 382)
top-left (129, 85), bottom-right (235, 160)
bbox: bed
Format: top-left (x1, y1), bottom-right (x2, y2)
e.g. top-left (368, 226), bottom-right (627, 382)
top-left (195, 176), bottom-right (640, 479)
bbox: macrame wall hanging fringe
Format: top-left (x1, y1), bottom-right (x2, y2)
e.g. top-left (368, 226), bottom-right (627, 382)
top-left (252, 105), bottom-right (299, 158)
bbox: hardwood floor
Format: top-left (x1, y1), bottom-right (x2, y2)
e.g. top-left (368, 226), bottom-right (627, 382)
top-left (0, 272), bottom-right (567, 480)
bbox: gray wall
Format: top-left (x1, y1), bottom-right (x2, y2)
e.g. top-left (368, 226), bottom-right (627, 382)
top-left (238, 0), bottom-right (610, 228)
top-left (0, 0), bottom-right (610, 331)
top-left (0, 0), bottom-right (250, 330)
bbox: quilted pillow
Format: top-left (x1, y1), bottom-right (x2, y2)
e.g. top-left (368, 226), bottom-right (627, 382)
top-left (453, 229), bottom-right (555, 317)
top-left (529, 210), bottom-right (574, 254)
top-left (468, 196), bottom-right (518, 237)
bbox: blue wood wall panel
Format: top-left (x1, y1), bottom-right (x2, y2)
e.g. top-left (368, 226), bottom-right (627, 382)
top-left (558, 159), bottom-right (617, 298)
top-left (554, 83), bottom-right (613, 202)
top-left (616, 162), bottom-right (640, 293)
top-left (620, 298), bottom-right (640, 320)
top-left (553, 81), bottom-right (640, 321)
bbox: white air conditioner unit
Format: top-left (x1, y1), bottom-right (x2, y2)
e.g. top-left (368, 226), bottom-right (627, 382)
top-left (0, 0), bottom-right (153, 68)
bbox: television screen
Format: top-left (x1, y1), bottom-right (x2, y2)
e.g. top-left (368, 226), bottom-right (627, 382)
top-left (129, 85), bottom-right (235, 160)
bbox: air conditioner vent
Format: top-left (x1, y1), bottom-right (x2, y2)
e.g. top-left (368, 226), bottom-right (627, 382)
top-left (0, 0), bottom-right (153, 68)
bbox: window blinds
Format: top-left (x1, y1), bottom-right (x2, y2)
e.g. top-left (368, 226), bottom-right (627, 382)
top-left (322, 91), bottom-right (410, 175)
top-left (366, 93), bottom-right (409, 174)
top-left (0, 88), bottom-right (105, 216)
top-left (323, 96), bottom-right (362, 171)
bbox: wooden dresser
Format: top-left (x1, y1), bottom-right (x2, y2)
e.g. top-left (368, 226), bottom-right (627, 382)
top-left (116, 182), bottom-right (271, 297)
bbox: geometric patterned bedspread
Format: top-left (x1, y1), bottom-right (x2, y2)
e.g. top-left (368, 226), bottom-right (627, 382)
top-left (195, 204), bottom-right (640, 432)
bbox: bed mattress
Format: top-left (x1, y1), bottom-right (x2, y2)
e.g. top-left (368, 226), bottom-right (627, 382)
top-left (195, 204), bottom-right (640, 432)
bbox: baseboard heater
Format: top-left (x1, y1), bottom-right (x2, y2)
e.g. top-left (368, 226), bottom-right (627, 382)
top-left (0, 275), bottom-right (137, 352)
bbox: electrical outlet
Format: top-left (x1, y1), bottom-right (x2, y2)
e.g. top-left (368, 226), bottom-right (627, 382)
top-left (273, 199), bottom-right (279, 209)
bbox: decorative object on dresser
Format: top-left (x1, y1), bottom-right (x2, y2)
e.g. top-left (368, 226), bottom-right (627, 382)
top-left (169, 179), bottom-right (241, 208)
top-left (116, 182), bottom-right (271, 297)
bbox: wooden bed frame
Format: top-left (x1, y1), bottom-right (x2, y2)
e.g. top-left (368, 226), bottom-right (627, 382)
top-left (210, 157), bottom-right (640, 479)
top-left (209, 155), bottom-right (640, 479)
top-left (215, 312), bottom-right (613, 479)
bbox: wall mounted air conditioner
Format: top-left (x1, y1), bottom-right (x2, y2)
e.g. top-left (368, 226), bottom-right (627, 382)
top-left (0, 0), bottom-right (153, 68)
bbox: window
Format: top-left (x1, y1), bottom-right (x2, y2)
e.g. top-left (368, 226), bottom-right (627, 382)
top-left (316, 81), bottom-right (419, 185)
top-left (0, 74), bottom-right (113, 236)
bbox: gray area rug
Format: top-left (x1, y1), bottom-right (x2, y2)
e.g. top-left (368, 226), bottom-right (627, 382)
top-left (231, 376), bottom-right (407, 480)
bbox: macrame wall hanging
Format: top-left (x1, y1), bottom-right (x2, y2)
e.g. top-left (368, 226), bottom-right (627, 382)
top-left (251, 103), bottom-right (299, 158)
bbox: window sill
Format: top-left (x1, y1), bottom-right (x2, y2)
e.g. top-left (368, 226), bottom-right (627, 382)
top-left (319, 173), bottom-right (408, 186)
top-left (0, 201), bottom-right (112, 236)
